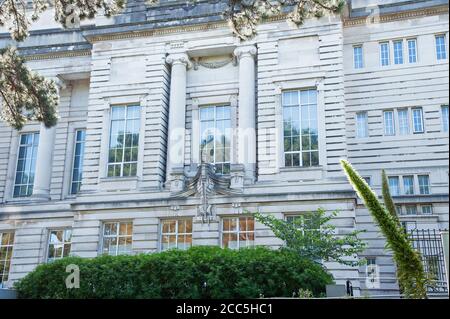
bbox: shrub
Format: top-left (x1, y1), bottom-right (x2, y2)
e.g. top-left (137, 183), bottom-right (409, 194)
top-left (15, 246), bottom-right (333, 299)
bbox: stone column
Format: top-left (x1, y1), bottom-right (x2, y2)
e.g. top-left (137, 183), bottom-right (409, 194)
top-left (165, 53), bottom-right (192, 191)
top-left (234, 45), bottom-right (257, 183)
top-left (32, 124), bottom-right (56, 199)
top-left (32, 78), bottom-right (64, 199)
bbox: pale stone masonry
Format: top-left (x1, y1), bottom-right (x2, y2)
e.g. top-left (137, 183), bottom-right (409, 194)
top-left (0, 0), bottom-right (448, 297)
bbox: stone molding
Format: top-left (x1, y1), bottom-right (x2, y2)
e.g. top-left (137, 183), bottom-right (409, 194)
top-left (233, 45), bottom-right (257, 60)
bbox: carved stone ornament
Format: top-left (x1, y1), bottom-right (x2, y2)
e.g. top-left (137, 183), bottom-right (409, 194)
top-left (192, 55), bottom-right (236, 70)
top-left (166, 53), bottom-right (193, 69)
top-left (171, 163), bottom-right (242, 223)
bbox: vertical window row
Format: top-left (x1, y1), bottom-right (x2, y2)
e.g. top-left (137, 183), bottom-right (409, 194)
top-left (13, 133), bottom-right (39, 198)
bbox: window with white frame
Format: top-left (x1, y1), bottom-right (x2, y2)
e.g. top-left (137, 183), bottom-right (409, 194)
top-left (222, 217), bottom-right (254, 249)
top-left (282, 89), bottom-right (319, 167)
top-left (405, 205), bottom-right (418, 215)
top-left (353, 45), bottom-right (364, 69)
top-left (403, 175), bottom-right (414, 195)
top-left (356, 112), bottom-right (368, 138)
top-left (160, 219), bottom-right (192, 251)
top-left (13, 133), bottom-right (39, 198)
top-left (383, 110), bottom-right (395, 136)
top-left (199, 105), bottom-right (231, 175)
top-left (442, 105), bottom-right (449, 132)
top-left (393, 40), bottom-right (404, 64)
top-left (388, 176), bottom-right (400, 196)
top-left (101, 221), bottom-right (133, 256)
top-left (396, 205), bottom-right (403, 215)
top-left (421, 205), bottom-right (433, 215)
top-left (286, 214), bottom-right (320, 235)
top-left (412, 108), bottom-right (424, 133)
top-left (407, 39), bottom-right (418, 63)
top-left (418, 175), bottom-right (430, 195)
top-left (0, 232), bottom-right (14, 287)
top-left (47, 229), bottom-right (72, 262)
top-left (435, 34), bottom-right (447, 60)
top-left (107, 105), bottom-right (140, 177)
top-left (398, 109), bottom-right (410, 135)
top-left (70, 129), bottom-right (85, 194)
top-left (380, 42), bottom-right (390, 66)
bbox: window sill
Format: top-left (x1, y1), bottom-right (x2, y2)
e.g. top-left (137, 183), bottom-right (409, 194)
top-left (98, 176), bottom-right (140, 191)
top-left (279, 165), bottom-right (323, 172)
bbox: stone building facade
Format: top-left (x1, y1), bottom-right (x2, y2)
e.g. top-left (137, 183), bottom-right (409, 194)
top-left (0, 0), bottom-right (448, 297)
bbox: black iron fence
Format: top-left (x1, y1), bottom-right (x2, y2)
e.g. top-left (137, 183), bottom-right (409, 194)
top-left (408, 229), bottom-right (448, 294)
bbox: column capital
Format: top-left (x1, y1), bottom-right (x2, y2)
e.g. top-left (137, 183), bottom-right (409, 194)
top-left (166, 53), bottom-right (193, 69)
top-left (233, 45), bottom-right (257, 60)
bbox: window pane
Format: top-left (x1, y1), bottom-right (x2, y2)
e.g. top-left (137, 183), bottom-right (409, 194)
top-left (356, 112), bottom-right (368, 138)
top-left (354, 46), bottom-right (363, 69)
top-left (393, 40), bottom-right (404, 64)
top-left (13, 133), bottom-right (39, 198)
top-left (412, 108), bottom-right (424, 133)
top-left (383, 111), bottom-right (395, 136)
top-left (408, 39), bottom-right (417, 63)
top-left (380, 42), bottom-right (390, 66)
top-left (71, 129), bottom-right (86, 194)
top-left (441, 105), bottom-right (449, 132)
top-left (398, 109), bottom-right (410, 135)
top-left (108, 106), bottom-right (140, 177)
top-left (436, 35), bottom-right (447, 60)
top-left (403, 176), bottom-right (414, 195)
top-left (418, 175), bottom-right (430, 195)
top-left (388, 176), bottom-right (400, 196)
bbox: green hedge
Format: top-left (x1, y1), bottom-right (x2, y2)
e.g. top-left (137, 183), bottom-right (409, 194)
top-left (15, 246), bottom-right (333, 299)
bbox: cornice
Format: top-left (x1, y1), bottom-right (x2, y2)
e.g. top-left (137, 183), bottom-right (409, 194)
top-left (24, 49), bottom-right (91, 61)
top-left (344, 4), bottom-right (449, 27)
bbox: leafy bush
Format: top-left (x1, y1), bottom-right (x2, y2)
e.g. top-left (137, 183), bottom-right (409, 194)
top-left (15, 246), bottom-right (333, 299)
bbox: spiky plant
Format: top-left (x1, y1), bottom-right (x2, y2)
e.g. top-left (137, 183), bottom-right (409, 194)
top-left (340, 159), bottom-right (427, 299)
top-left (381, 169), bottom-right (401, 227)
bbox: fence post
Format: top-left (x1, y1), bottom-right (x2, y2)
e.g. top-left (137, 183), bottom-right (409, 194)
top-left (441, 231), bottom-right (449, 292)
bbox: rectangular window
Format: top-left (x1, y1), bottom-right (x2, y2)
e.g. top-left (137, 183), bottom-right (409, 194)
top-left (356, 112), bottom-right (368, 138)
top-left (366, 257), bottom-right (376, 266)
top-left (160, 219), bottom-right (192, 251)
top-left (405, 205), bottom-right (418, 215)
top-left (388, 176), bottom-right (400, 196)
top-left (107, 105), bottom-right (140, 177)
top-left (70, 130), bottom-right (86, 194)
top-left (398, 109), bottom-right (410, 135)
top-left (200, 105), bottom-right (231, 175)
top-left (383, 111), bottom-right (395, 136)
top-left (283, 90), bottom-right (319, 167)
top-left (101, 221), bottom-right (133, 256)
top-left (407, 39), bottom-right (418, 63)
top-left (418, 175), bottom-right (430, 195)
top-left (442, 105), bottom-right (449, 132)
top-left (286, 214), bottom-right (320, 235)
top-left (436, 35), bottom-right (447, 60)
top-left (393, 40), bottom-right (404, 64)
top-left (222, 217), bottom-right (254, 249)
top-left (380, 42), bottom-right (390, 66)
top-left (0, 232), bottom-right (14, 286)
top-left (363, 176), bottom-right (371, 186)
top-left (353, 45), bottom-right (364, 69)
top-left (421, 205), bottom-right (433, 215)
top-left (396, 205), bottom-right (403, 215)
top-left (403, 176), bottom-right (414, 195)
top-left (13, 133), bottom-right (39, 198)
top-left (412, 108), bottom-right (424, 133)
top-left (47, 229), bottom-right (72, 262)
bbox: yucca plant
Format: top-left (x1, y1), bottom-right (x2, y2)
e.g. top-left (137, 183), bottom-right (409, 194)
top-left (340, 160), bottom-right (427, 299)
